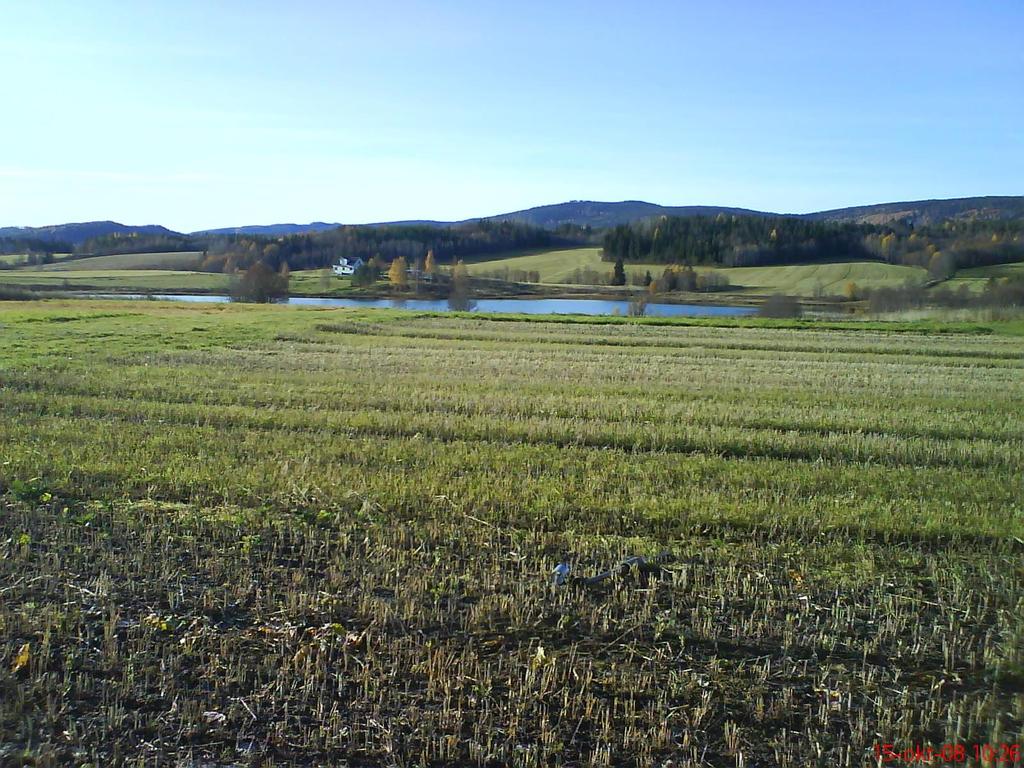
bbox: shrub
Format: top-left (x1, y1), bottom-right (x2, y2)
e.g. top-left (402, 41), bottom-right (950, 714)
top-left (758, 293), bottom-right (802, 318)
top-left (230, 262), bottom-right (289, 303)
top-left (0, 286), bottom-right (40, 301)
top-left (351, 263), bottom-right (378, 287)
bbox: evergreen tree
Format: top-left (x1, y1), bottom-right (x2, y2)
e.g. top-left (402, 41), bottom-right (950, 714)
top-left (611, 257), bottom-right (626, 286)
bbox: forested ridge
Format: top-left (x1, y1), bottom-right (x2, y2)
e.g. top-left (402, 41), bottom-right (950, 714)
top-left (4, 203), bottom-right (1024, 280)
top-left (0, 221), bottom-right (589, 272)
top-left (196, 221), bottom-right (586, 274)
top-left (602, 215), bottom-right (1024, 276)
top-left (0, 237), bottom-right (73, 258)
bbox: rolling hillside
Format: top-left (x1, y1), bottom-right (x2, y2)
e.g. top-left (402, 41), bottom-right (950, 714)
top-left (481, 201), bottom-right (776, 228)
top-left (469, 247), bottom-right (930, 296)
top-left (0, 269), bottom-right (228, 292)
top-left (807, 196), bottom-right (1024, 225)
top-left (31, 251), bottom-right (204, 271)
top-left (0, 221), bottom-right (179, 247)
top-left (364, 196), bottom-right (1024, 229)
top-left (469, 247), bottom-right (606, 282)
top-left (192, 222), bottom-right (341, 236)
top-left (3, 196), bottom-right (1022, 242)
top-left (469, 196), bottom-right (1024, 229)
top-left (3, 245), bottom-right (1011, 298)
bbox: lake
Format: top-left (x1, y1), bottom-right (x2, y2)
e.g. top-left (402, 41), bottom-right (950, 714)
top-left (89, 294), bottom-right (758, 317)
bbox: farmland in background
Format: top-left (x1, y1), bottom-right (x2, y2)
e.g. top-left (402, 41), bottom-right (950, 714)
top-left (3, 246), bottom-right (1023, 301)
top-left (29, 250), bottom-right (205, 271)
top-left (0, 268), bottom-right (230, 293)
top-left (461, 247), bottom-right (933, 295)
top-left (944, 261), bottom-right (1024, 294)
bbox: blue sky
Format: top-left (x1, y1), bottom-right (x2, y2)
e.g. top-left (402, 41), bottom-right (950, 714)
top-left (1, 0), bottom-right (1021, 231)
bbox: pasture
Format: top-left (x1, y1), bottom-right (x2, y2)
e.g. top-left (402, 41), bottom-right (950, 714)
top-left (30, 251), bottom-right (205, 271)
top-left (0, 301), bottom-right (1022, 766)
top-left (470, 247), bottom-right (932, 295)
top-left (470, 247), bottom-right (609, 282)
top-left (0, 262), bottom-right (347, 296)
top-left (721, 261), bottom-right (926, 295)
top-left (5, 248), bottom-right (1018, 305)
top-left (945, 262), bottom-right (1024, 294)
top-left (0, 268), bottom-right (229, 293)
top-left (289, 268), bottom-right (352, 296)
top-left (962, 262), bottom-right (1024, 279)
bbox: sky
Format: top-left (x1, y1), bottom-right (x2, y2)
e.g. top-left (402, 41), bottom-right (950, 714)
top-left (1, 0), bottom-right (1022, 231)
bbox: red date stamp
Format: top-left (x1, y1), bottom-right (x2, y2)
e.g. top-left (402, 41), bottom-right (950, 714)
top-left (874, 743), bottom-right (1022, 764)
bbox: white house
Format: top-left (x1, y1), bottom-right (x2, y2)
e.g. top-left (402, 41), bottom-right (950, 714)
top-left (332, 256), bottom-right (365, 276)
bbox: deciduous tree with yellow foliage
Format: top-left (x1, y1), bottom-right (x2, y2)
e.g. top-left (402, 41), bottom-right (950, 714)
top-left (388, 256), bottom-right (408, 289)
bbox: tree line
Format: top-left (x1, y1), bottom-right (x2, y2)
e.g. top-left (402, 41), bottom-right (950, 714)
top-left (0, 237), bottom-right (73, 261)
top-left (1, 221), bottom-right (588, 271)
top-left (602, 215), bottom-right (1024, 273)
top-left (602, 216), bottom-right (875, 267)
top-left (198, 221), bottom-right (585, 274)
top-left (5, 214), bottom-right (1023, 284)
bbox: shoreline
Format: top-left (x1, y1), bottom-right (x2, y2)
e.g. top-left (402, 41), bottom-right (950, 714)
top-left (8, 284), bottom-right (857, 313)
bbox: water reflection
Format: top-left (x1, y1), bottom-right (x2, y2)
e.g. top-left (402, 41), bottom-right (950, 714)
top-left (84, 293), bottom-right (758, 317)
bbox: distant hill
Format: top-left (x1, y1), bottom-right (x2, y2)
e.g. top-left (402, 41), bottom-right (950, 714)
top-left (805, 196), bottom-right (1024, 226)
top-left (191, 222), bottom-right (342, 237)
top-left (373, 196), bottom-right (1024, 229)
top-left (478, 197), bottom-right (1024, 229)
top-left (3, 196), bottom-right (1022, 246)
top-left (481, 200), bottom-right (778, 228)
top-left (363, 220), bottom-right (453, 228)
top-left (0, 221), bottom-right (180, 247)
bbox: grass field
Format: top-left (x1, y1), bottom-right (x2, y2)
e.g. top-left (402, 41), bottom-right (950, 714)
top-left (0, 264), bottom-right (349, 296)
top-left (6, 248), bottom-right (1019, 304)
top-left (960, 262), bottom-right (1024, 279)
top-left (471, 247), bottom-right (609, 282)
top-left (944, 262), bottom-right (1024, 294)
top-left (0, 253), bottom-right (76, 268)
top-left (1, 300), bottom-right (1021, 766)
top-left (470, 247), bottom-right (932, 295)
top-left (289, 267), bottom-right (352, 295)
top-left (0, 268), bottom-right (230, 292)
top-left (26, 250), bottom-right (205, 271)
top-left (723, 261), bottom-right (927, 294)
